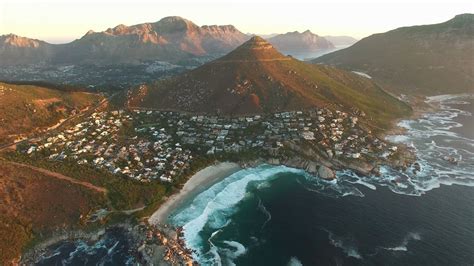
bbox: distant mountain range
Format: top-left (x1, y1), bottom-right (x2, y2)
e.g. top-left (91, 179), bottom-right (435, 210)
top-left (314, 14), bottom-right (474, 95)
top-left (0, 16), bottom-right (249, 66)
top-left (267, 30), bottom-right (335, 55)
top-left (128, 36), bottom-right (410, 130)
top-left (1, 17), bottom-right (358, 66)
top-left (0, 34), bottom-right (54, 65)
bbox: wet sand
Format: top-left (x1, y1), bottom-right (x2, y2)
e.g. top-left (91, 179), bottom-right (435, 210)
top-left (149, 162), bottom-right (241, 225)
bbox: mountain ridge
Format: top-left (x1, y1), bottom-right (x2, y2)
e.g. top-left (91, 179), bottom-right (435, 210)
top-left (0, 16), bottom-right (250, 66)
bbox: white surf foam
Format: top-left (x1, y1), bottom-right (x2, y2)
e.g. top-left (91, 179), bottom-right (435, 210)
top-left (222, 240), bottom-right (247, 258)
top-left (381, 232), bottom-right (422, 252)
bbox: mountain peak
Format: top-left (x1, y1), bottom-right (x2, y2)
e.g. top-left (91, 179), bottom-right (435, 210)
top-left (241, 36), bottom-right (274, 49)
top-left (217, 35), bottom-right (287, 62)
top-left (158, 16), bottom-right (189, 23)
top-left (157, 16), bottom-right (197, 27)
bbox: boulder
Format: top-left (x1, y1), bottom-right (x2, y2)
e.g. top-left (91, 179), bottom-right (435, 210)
top-left (318, 165), bottom-right (336, 180)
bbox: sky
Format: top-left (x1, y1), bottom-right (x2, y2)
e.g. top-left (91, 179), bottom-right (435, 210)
top-left (1, 0), bottom-right (473, 44)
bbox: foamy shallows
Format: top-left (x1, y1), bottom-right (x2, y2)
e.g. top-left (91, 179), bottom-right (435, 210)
top-left (170, 94), bottom-right (474, 264)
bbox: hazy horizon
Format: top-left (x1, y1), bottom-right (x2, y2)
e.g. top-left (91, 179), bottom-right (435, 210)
top-left (1, 0), bottom-right (473, 44)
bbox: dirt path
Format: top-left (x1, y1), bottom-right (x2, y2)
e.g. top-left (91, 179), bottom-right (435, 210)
top-left (7, 161), bottom-right (107, 194)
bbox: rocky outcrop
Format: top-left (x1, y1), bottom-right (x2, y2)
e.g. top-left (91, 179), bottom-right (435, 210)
top-left (264, 156), bottom-right (335, 180)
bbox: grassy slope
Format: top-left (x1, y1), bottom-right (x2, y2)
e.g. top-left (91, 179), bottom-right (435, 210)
top-left (0, 82), bottom-right (101, 145)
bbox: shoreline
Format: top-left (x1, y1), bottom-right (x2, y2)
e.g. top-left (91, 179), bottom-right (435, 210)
top-left (148, 161), bottom-right (242, 225)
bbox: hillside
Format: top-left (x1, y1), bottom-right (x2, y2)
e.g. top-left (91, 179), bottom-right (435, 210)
top-left (1, 16), bottom-right (249, 66)
top-left (0, 82), bottom-right (102, 146)
top-left (0, 159), bottom-right (107, 264)
top-left (268, 30), bottom-right (334, 54)
top-left (314, 14), bottom-right (474, 96)
top-left (128, 36), bottom-right (411, 130)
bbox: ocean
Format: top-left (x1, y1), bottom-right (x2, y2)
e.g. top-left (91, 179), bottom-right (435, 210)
top-left (169, 94), bottom-right (474, 265)
top-left (34, 94), bottom-right (474, 265)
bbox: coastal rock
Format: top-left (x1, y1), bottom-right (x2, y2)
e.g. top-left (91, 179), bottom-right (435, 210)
top-left (267, 158), bottom-right (280, 165)
top-left (305, 161), bottom-right (318, 174)
top-left (318, 165), bottom-right (336, 180)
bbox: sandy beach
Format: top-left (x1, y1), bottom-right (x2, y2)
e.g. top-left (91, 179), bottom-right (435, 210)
top-left (149, 162), bottom-right (241, 225)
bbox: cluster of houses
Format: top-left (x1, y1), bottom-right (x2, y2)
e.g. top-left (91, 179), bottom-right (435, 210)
top-left (25, 110), bottom-right (192, 182)
top-left (24, 107), bottom-right (398, 183)
top-left (133, 108), bottom-right (396, 161)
